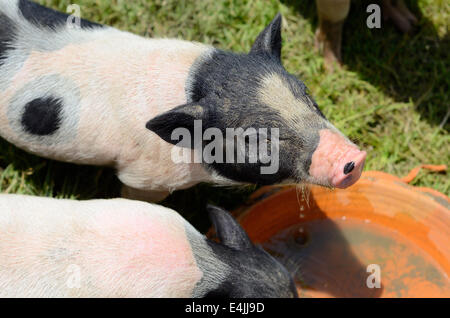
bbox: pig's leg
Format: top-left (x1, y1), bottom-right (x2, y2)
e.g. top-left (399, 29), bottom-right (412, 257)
top-left (396, 0), bottom-right (418, 25)
top-left (121, 185), bottom-right (169, 202)
top-left (315, 0), bottom-right (351, 71)
top-left (382, 0), bottom-right (417, 34)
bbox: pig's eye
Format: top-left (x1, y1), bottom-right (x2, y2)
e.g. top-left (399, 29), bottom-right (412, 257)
top-left (266, 137), bottom-right (287, 145)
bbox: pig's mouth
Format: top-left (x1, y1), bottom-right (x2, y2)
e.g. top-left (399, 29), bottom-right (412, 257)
top-left (308, 129), bottom-right (367, 189)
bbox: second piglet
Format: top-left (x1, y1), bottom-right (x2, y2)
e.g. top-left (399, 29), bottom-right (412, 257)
top-left (0, 1), bottom-right (366, 201)
top-left (0, 194), bottom-right (298, 298)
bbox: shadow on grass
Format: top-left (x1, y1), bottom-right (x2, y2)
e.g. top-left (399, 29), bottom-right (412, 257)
top-left (163, 183), bottom-right (257, 232)
top-left (0, 138), bottom-right (253, 232)
top-left (282, 0), bottom-right (449, 130)
top-left (0, 139), bottom-right (120, 199)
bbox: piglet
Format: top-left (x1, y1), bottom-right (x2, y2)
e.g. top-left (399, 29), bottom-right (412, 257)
top-left (315, 0), bottom-right (418, 69)
top-left (0, 1), bottom-right (366, 202)
top-left (0, 194), bottom-right (298, 298)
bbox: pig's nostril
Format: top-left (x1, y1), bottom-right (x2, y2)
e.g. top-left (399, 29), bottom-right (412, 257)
top-left (343, 161), bottom-right (355, 175)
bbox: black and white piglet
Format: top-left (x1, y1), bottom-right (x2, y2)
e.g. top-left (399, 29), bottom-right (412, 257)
top-left (0, 194), bottom-right (297, 298)
top-left (0, 1), bottom-right (366, 201)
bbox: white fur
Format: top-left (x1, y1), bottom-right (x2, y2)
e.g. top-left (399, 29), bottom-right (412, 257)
top-left (0, 194), bottom-right (211, 297)
top-left (0, 0), bottom-right (228, 198)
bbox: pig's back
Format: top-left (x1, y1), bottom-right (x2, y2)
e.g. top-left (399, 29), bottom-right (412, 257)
top-left (0, 2), bottom-right (209, 167)
top-left (0, 195), bottom-right (203, 297)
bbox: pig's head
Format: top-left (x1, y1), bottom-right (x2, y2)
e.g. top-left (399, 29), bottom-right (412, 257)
top-left (146, 14), bottom-right (366, 189)
top-left (202, 205), bottom-right (298, 298)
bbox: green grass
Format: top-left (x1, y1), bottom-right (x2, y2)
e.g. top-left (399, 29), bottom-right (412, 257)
top-left (1, 0), bottom-right (448, 231)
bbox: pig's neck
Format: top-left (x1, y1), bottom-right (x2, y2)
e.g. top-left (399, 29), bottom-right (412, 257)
top-left (108, 35), bottom-right (215, 190)
top-left (183, 223), bottom-right (235, 297)
top-left (114, 39), bottom-right (238, 191)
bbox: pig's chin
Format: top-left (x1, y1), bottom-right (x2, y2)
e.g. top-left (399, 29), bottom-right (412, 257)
top-left (307, 129), bottom-right (367, 189)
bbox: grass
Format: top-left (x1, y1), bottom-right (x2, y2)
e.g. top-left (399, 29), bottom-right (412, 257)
top-left (1, 0), bottom-right (448, 231)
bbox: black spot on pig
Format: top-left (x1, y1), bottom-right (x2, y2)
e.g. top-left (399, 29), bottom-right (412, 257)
top-left (0, 13), bottom-right (17, 66)
top-left (19, 0), bottom-right (104, 30)
top-left (21, 97), bottom-right (63, 136)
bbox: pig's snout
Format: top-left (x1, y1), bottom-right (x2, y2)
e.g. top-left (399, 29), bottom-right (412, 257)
top-left (331, 150), bottom-right (366, 188)
top-left (309, 129), bottom-right (366, 189)
top-left (343, 161), bottom-right (355, 174)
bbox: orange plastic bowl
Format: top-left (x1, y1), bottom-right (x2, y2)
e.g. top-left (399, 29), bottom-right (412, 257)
top-left (234, 171), bottom-right (450, 298)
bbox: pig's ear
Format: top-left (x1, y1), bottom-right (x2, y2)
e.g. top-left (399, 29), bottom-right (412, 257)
top-left (250, 13), bottom-right (282, 62)
top-left (207, 205), bottom-right (253, 250)
top-left (145, 103), bottom-right (205, 146)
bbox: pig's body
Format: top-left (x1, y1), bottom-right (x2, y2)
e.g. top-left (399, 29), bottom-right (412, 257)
top-left (0, 0), bottom-right (214, 197)
top-left (0, 195), bottom-right (204, 297)
top-left (0, 194), bottom-right (297, 298)
top-left (1, 1), bottom-right (367, 201)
